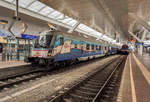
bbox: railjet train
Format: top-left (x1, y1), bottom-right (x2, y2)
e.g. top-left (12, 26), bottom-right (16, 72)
top-left (26, 30), bottom-right (118, 68)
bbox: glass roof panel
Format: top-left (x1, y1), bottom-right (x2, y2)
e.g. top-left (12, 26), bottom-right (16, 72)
top-left (66, 20), bottom-right (77, 26)
top-left (2, 0), bottom-right (117, 44)
top-left (55, 14), bottom-right (64, 20)
top-left (59, 18), bottom-right (72, 24)
top-left (4, 0), bottom-right (14, 3)
top-left (19, 0), bottom-right (36, 8)
top-left (47, 14), bottom-right (56, 19)
top-left (77, 24), bottom-right (105, 39)
top-left (48, 11), bottom-right (62, 18)
top-left (28, 1), bottom-right (45, 12)
top-left (39, 6), bottom-right (54, 15)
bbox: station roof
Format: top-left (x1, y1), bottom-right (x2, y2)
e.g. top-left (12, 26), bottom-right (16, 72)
top-left (0, 0), bottom-right (120, 45)
top-left (40, 0), bottom-right (150, 44)
top-left (1, 0), bottom-right (150, 45)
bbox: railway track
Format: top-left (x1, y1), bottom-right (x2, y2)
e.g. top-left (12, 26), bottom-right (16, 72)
top-left (0, 69), bottom-right (49, 91)
top-left (0, 55), bottom-right (110, 91)
top-left (0, 55), bottom-right (119, 93)
top-left (47, 55), bottom-right (126, 102)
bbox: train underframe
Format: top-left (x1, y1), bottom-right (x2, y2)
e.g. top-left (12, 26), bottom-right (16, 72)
top-left (26, 53), bottom-right (115, 69)
top-left (26, 56), bottom-right (79, 69)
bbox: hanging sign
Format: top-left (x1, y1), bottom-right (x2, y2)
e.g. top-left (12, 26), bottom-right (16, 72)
top-left (21, 34), bottom-right (37, 39)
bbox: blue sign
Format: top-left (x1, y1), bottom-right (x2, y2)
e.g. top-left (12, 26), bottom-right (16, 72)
top-left (21, 34), bottom-right (37, 39)
top-left (135, 42), bottom-right (143, 46)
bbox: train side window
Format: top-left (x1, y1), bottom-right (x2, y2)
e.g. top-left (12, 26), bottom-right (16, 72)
top-left (92, 45), bottom-right (94, 50)
top-left (99, 46), bottom-right (101, 50)
top-left (96, 45), bottom-right (98, 50)
top-left (60, 37), bottom-right (64, 45)
top-left (75, 44), bottom-right (77, 49)
top-left (86, 44), bottom-right (90, 50)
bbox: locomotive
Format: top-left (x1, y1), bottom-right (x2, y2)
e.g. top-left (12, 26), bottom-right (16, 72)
top-left (119, 44), bottom-right (129, 55)
top-left (26, 30), bottom-right (118, 68)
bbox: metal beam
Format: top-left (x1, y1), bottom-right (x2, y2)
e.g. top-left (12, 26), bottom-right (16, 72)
top-left (128, 31), bottom-right (142, 42)
top-left (0, 0), bottom-right (102, 39)
top-left (15, 0), bottom-right (19, 17)
top-left (129, 13), bottom-right (150, 32)
top-left (141, 30), bottom-right (147, 41)
top-left (0, 0), bottom-right (114, 42)
top-left (0, 1), bottom-right (72, 29)
top-left (26, 0), bottom-right (37, 8)
top-left (129, 20), bottom-right (136, 32)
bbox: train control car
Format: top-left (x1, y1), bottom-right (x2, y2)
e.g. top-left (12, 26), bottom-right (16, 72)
top-left (119, 44), bottom-right (129, 55)
top-left (26, 30), bottom-right (118, 68)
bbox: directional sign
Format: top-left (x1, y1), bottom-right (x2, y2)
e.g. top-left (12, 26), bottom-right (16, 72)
top-left (21, 34), bottom-right (37, 39)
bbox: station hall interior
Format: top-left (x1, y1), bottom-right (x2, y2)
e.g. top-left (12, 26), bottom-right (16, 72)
top-left (0, 0), bottom-right (150, 102)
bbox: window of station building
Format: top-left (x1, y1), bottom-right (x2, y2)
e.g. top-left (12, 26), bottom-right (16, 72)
top-left (60, 37), bottom-right (64, 45)
top-left (86, 44), bottom-right (90, 50)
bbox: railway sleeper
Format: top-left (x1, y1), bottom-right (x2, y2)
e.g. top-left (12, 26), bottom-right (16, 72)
top-left (79, 86), bottom-right (99, 93)
top-left (86, 80), bottom-right (102, 85)
top-left (88, 78), bottom-right (105, 83)
top-left (83, 83), bottom-right (102, 89)
top-left (70, 93), bottom-right (93, 102)
top-left (74, 89), bottom-right (97, 97)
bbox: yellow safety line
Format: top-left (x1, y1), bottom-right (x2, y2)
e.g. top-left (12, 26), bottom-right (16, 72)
top-left (129, 54), bottom-right (137, 102)
top-left (133, 53), bottom-right (150, 85)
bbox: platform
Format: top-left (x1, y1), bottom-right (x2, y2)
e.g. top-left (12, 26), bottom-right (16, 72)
top-left (117, 53), bottom-right (150, 102)
top-left (0, 61), bottom-right (29, 69)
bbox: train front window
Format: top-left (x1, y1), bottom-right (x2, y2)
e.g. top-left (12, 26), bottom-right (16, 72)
top-left (35, 35), bottom-right (53, 48)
